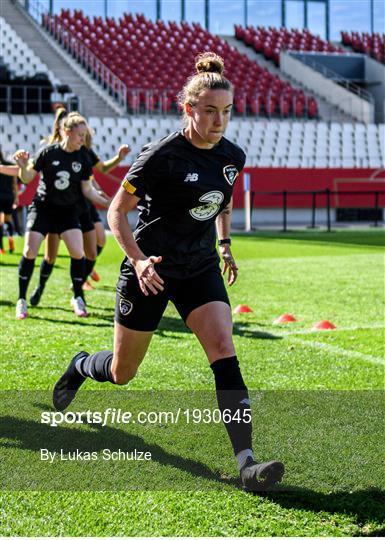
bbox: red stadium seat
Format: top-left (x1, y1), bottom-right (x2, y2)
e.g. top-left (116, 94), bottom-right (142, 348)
top-left (341, 30), bottom-right (385, 65)
top-left (45, 9), bottom-right (318, 117)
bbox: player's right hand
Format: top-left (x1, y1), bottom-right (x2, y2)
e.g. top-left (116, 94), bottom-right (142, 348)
top-left (133, 256), bottom-right (164, 296)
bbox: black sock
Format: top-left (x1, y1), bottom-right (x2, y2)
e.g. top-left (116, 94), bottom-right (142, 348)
top-left (5, 220), bottom-right (14, 237)
top-left (70, 257), bottom-right (85, 299)
top-left (96, 245), bottom-right (103, 256)
top-left (12, 210), bottom-right (21, 235)
top-left (84, 258), bottom-right (96, 282)
top-left (0, 224), bottom-right (3, 249)
top-left (18, 256), bottom-right (35, 300)
top-left (38, 259), bottom-right (54, 290)
top-left (210, 356), bottom-right (252, 456)
top-left (76, 350), bottom-right (114, 383)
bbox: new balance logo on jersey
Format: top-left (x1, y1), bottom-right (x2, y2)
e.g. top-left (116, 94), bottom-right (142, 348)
top-left (184, 173), bottom-right (199, 182)
top-left (52, 161), bottom-right (60, 166)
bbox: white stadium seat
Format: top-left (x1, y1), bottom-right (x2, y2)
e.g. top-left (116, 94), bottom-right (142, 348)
top-left (0, 17), bottom-right (60, 85)
top-left (1, 116), bottom-right (384, 168)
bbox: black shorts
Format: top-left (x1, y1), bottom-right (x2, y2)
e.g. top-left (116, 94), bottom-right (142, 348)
top-left (115, 265), bottom-right (230, 331)
top-left (0, 194), bottom-right (14, 215)
top-left (79, 207), bottom-right (95, 234)
top-left (89, 204), bottom-right (102, 224)
top-left (25, 202), bottom-right (81, 236)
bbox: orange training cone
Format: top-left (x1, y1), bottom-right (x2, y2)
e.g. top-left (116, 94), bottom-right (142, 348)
top-left (273, 313), bottom-right (297, 324)
top-left (233, 304), bottom-right (253, 314)
top-left (312, 320), bottom-right (336, 330)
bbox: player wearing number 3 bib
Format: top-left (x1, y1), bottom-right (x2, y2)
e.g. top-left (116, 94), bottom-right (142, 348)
top-left (13, 113), bottom-right (109, 320)
top-left (53, 53), bottom-right (285, 492)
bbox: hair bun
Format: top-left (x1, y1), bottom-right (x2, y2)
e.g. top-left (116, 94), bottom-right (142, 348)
top-left (195, 52), bottom-right (224, 75)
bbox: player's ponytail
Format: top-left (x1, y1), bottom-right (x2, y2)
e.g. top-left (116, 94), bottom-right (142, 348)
top-left (45, 107), bottom-right (68, 145)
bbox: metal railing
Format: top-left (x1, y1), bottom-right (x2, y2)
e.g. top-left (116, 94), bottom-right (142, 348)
top-left (288, 52), bottom-right (374, 104)
top-left (0, 84), bottom-right (52, 114)
top-left (42, 17), bottom-right (128, 112)
top-left (18, 0), bottom-right (47, 24)
top-left (249, 189), bottom-right (385, 231)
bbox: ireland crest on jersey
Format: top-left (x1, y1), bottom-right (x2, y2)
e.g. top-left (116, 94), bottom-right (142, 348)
top-left (72, 162), bottom-right (82, 173)
top-left (223, 165), bottom-right (238, 186)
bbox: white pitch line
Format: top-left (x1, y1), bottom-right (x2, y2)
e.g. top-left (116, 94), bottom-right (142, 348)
top-left (235, 323), bottom-right (385, 366)
top-left (287, 336), bottom-right (385, 366)
top-left (236, 323), bottom-right (384, 337)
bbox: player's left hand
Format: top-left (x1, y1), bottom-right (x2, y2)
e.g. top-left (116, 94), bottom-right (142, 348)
top-left (220, 245), bottom-right (238, 286)
top-left (118, 145), bottom-right (131, 160)
top-left (13, 149), bottom-right (29, 167)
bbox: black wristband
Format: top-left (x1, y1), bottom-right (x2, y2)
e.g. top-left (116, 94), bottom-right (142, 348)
top-left (218, 238), bottom-right (231, 246)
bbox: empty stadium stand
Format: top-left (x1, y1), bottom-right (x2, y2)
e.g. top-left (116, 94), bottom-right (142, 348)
top-left (41, 9), bottom-right (318, 119)
top-left (0, 15), bottom-right (71, 113)
top-left (341, 31), bottom-right (385, 65)
top-left (0, 16), bottom-right (59, 83)
top-left (1, 114), bottom-right (383, 169)
top-left (235, 25), bottom-right (344, 66)
top-left (1, 0), bottom-right (119, 117)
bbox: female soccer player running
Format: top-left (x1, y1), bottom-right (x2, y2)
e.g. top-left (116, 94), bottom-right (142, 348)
top-left (0, 150), bottom-right (18, 254)
top-left (13, 113), bottom-right (110, 320)
top-left (29, 109), bottom-right (130, 306)
top-left (53, 53), bottom-right (284, 492)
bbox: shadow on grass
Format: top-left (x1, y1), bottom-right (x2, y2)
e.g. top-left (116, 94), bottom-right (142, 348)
top-left (234, 230), bottom-right (385, 249)
top-left (234, 322), bottom-right (282, 340)
top-left (30, 315), bottom-right (112, 328)
top-left (1, 414), bottom-right (384, 529)
top-left (0, 299), bottom-right (13, 307)
top-left (0, 260), bottom-right (19, 267)
top-left (156, 317), bottom-right (281, 341)
top-left (0, 415), bottom-right (238, 490)
top-left (97, 285), bottom-right (117, 292)
top-left (260, 486), bottom-right (385, 531)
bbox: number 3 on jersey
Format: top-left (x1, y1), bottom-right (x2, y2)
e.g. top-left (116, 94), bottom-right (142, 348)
top-left (189, 190), bottom-right (224, 221)
top-left (54, 170), bottom-right (71, 190)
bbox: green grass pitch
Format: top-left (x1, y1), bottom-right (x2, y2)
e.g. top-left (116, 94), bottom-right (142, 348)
top-left (0, 229), bottom-right (384, 537)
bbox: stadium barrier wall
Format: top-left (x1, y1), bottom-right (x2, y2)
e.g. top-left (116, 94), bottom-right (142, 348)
top-left (17, 167), bottom-right (384, 230)
top-left (18, 166), bottom-right (385, 209)
top-left (280, 53), bottom-right (374, 123)
top-left (365, 56), bottom-right (385, 123)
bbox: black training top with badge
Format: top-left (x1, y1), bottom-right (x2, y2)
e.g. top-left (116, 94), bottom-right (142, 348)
top-left (0, 158), bottom-right (15, 196)
top-left (121, 131), bottom-right (246, 279)
top-left (32, 143), bottom-right (93, 207)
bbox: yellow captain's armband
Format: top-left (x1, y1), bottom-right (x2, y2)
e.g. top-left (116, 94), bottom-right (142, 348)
top-left (122, 179), bottom-right (137, 195)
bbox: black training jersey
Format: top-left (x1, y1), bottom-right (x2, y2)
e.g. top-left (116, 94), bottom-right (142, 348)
top-left (32, 144), bottom-right (93, 207)
top-left (0, 160), bottom-right (15, 196)
top-left (83, 147), bottom-right (100, 168)
top-left (78, 147), bottom-right (100, 213)
top-left (121, 131), bottom-right (246, 279)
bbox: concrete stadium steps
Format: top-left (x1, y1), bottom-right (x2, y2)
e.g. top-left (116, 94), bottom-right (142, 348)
top-left (224, 36), bottom-right (355, 123)
top-left (0, 0), bottom-right (119, 117)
